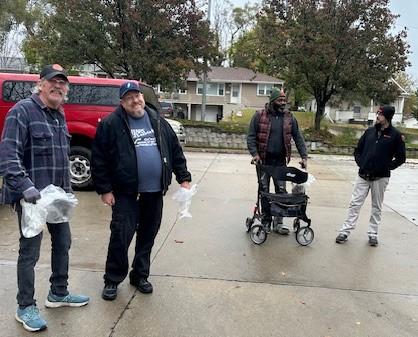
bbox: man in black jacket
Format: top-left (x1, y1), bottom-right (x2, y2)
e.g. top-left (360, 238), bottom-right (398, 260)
top-left (336, 105), bottom-right (406, 246)
top-left (92, 81), bottom-right (191, 300)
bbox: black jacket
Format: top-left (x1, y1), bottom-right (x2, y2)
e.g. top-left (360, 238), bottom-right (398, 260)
top-left (91, 105), bottom-right (191, 195)
top-left (354, 124), bottom-right (406, 179)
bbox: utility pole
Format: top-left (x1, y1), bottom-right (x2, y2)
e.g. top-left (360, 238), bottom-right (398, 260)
top-left (201, 0), bottom-right (212, 122)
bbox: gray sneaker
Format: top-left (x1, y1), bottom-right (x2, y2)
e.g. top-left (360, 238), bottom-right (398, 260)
top-left (45, 291), bottom-right (89, 308)
top-left (368, 237), bottom-right (378, 246)
top-left (273, 217), bottom-right (289, 234)
top-left (335, 233), bottom-right (348, 244)
top-left (274, 225), bottom-right (290, 235)
top-left (15, 305), bottom-right (47, 332)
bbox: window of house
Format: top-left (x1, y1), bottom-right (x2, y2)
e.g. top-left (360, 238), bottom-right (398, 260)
top-left (153, 84), bottom-right (187, 94)
top-left (197, 82), bottom-right (225, 96)
top-left (257, 83), bottom-right (282, 96)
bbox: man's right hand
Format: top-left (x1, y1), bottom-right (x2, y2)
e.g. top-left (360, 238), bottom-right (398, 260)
top-left (101, 192), bottom-right (115, 206)
top-left (251, 155), bottom-right (261, 164)
top-left (22, 187), bottom-right (41, 204)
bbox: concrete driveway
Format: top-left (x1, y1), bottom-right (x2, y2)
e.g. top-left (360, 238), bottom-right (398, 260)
top-left (0, 153), bottom-right (417, 337)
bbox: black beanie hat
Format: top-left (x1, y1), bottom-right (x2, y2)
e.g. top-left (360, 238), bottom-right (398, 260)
top-left (380, 105), bottom-right (395, 122)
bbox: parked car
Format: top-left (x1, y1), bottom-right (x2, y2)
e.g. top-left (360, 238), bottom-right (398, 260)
top-left (160, 101), bottom-right (174, 118)
top-left (165, 118), bottom-right (186, 146)
top-left (0, 73), bottom-right (185, 189)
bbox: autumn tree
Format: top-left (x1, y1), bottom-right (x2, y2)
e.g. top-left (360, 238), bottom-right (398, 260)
top-left (209, 0), bottom-right (258, 66)
top-left (0, 0), bottom-right (25, 52)
top-left (232, 0), bottom-right (410, 130)
top-left (1, 0), bottom-right (45, 70)
top-left (22, 0), bottom-right (217, 89)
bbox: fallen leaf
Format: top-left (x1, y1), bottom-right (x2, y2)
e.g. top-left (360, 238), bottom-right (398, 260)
top-left (174, 240), bottom-right (184, 244)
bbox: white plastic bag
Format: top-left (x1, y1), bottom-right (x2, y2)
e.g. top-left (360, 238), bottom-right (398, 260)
top-left (20, 184), bottom-right (78, 238)
top-left (172, 184), bottom-right (197, 219)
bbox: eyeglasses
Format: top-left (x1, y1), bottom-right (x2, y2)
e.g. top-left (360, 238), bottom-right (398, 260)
top-left (122, 93), bottom-right (143, 102)
top-left (48, 78), bottom-right (68, 86)
top-left (376, 111), bottom-right (383, 115)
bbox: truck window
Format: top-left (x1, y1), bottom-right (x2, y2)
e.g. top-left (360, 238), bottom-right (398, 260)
top-left (67, 84), bottom-right (120, 106)
top-left (2, 81), bottom-right (35, 102)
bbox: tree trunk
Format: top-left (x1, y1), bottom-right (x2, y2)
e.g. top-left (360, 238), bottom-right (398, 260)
top-left (315, 102), bottom-right (325, 130)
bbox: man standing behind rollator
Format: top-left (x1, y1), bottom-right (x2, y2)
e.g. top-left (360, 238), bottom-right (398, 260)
top-left (247, 87), bottom-right (308, 234)
top-left (335, 105), bottom-right (406, 246)
top-left (92, 81), bottom-right (191, 301)
top-left (0, 65), bottom-right (89, 332)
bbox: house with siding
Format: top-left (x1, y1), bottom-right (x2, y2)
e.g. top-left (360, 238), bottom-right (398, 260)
top-left (310, 78), bottom-right (409, 125)
top-left (156, 67), bottom-right (284, 122)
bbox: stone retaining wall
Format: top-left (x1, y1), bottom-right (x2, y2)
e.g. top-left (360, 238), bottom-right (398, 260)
top-left (186, 127), bottom-right (247, 149)
top-left (184, 126), bottom-right (418, 158)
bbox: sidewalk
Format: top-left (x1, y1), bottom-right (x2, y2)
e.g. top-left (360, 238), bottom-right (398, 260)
top-left (0, 153), bottom-right (417, 337)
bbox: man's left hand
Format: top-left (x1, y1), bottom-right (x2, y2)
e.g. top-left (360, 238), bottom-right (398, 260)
top-left (300, 158), bottom-right (307, 169)
top-left (181, 181), bottom-right (191, 189)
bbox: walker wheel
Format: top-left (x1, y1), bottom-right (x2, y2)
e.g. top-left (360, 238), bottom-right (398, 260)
top-left (249, 225), bottom-right (267, 245)
top-left (295, 226), bottom-right (314, 246)
top-left (245, 217), bottom-right (254, 232)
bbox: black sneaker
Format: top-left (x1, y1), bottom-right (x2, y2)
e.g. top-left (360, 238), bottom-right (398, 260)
top-left (136, 278), bottom-right (153, 294)
top-left (368, 237), bottom-right (378, 246)
top-left (335, 233), bottom-right (348, 244)
top-left (102, 283), bottom-right (117, 301)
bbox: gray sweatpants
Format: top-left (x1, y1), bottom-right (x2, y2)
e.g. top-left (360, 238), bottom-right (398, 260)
top-left (339, 175), bottom-right (389, 238)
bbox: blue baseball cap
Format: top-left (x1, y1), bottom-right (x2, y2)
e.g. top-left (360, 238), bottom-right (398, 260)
top-left (119, 81), bottom-right (142, 98)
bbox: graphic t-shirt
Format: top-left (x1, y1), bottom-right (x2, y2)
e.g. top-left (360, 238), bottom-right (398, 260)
top-left (128, 112), bottom-right (162, 192)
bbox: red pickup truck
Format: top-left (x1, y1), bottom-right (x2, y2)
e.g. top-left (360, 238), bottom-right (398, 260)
top-left (0, 73), bottom-right (163, 189)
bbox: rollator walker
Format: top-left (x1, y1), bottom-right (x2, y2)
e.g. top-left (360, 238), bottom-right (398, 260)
top-left (245, 162), bottom-right (314, 246)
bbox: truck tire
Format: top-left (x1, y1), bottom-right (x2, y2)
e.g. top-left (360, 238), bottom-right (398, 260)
top-left (69, 146), bottom-right (93, 190)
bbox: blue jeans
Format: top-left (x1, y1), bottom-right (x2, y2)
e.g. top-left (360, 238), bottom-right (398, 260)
top-left (16, 205), bottom-right (71, 308)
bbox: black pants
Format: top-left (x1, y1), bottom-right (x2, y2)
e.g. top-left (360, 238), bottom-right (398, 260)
top-left (104, 192), bottom-right (163, 285)
top-left (257, 155), bottom-right (287, 222)
top-left (16, 205), bottom-right (71, 308)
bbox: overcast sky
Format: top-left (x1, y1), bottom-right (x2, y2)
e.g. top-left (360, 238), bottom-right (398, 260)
top-left (227, 0), bottom-right (418, 83)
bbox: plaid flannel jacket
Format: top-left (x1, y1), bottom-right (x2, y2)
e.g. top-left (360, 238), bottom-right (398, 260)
top-left (0, 93), bottom-right (72, 204)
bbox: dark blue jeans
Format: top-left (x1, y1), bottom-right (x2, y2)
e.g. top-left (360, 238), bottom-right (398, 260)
top-left (16, 206), bottom-right (71, 308)
top-left (104, 192), bottom-right (163, 285)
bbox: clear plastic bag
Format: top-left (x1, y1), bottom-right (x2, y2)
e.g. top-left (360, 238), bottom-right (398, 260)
top-left (172, 184), bottom-right (197, 219)
top-left (20, 199), bottom-right (48, 238)
top-left (291, 174), bottom-right (316, 195)
top-left (20, 184), bottom-right (78, 238)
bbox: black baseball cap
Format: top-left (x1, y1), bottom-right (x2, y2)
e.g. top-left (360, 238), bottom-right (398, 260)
top-left (40, 64), bottom-right (69, 82)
